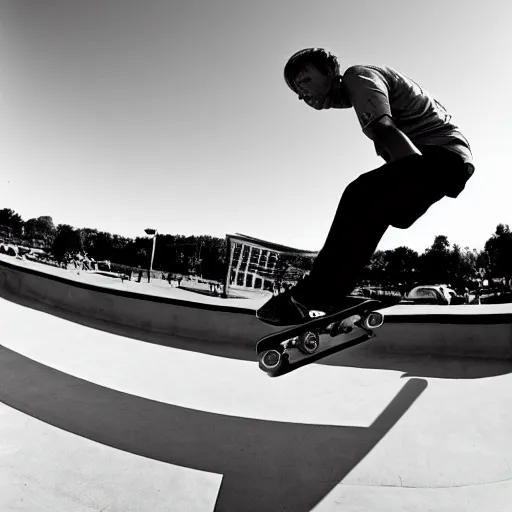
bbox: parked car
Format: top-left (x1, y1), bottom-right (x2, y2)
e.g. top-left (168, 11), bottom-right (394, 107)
top-left (401, 285), bottom-right (465, 305)
top-left (354, 286), bottom-right (402, 299)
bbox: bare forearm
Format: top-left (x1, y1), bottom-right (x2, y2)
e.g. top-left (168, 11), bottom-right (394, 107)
top-left (366, 118), bottom-right (421, 162)
top-left (376, 127), bottom-right (421, 162)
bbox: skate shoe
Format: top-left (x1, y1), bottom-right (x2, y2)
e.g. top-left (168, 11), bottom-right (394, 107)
top-left (256, 281), bottom-right (350, 327)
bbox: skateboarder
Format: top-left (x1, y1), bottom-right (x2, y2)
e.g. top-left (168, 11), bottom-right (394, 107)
top-left (257, 48), bottom-right (475, 326)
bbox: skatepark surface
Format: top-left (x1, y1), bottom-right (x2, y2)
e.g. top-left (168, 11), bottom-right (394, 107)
top-left (1, 255), bottom-right (512, 511)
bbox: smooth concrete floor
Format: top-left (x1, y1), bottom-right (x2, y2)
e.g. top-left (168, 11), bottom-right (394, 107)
top-left (1, 292), bottom-right (512, 511)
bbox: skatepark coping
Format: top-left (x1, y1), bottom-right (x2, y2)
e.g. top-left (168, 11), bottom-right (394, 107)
top-left (1, 254), bottom-right (511, 359)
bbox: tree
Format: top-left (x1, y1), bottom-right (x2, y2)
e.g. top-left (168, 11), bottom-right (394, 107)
top-left (362, 250), bottom-right (387, 285)
top-left (0, 208), bottom-right (24, 235)
top-left (24, 216), bottom-right (56, 246)
top-left (449, 244), bottom-right (478, 289)
top-left (51, 224), bottom-right (83, 262)
top-left (419, 235), bottom-right (453, 285)
top-left (110, 234), bottom-right (132, 264)
top-left (94, 231), bottom-right (115, 261)
top-left (137, 248), bottom-right (148, 267)
top-left (438, 243), bottom-right (491, 290)
top-left (80, 228), bottom-right (99, 257)
top-left (385, 247), bottom-right (419, 288)
top-left (485, 224), bottom-right (512, 280)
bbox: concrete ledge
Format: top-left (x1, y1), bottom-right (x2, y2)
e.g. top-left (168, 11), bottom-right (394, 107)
top-left (1, 258), bottom-right (512, 359)
top-left (0, 258), bottom-right (278, 344)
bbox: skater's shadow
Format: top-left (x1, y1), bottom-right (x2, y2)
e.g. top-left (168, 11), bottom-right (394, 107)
top-left (0, 342), bottom-right (428, 512)
top-left (1, 289), bottom-right (510, 380)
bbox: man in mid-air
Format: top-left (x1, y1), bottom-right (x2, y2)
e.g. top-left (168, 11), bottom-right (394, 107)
top-left (257, 48), bottom-right (475, 326)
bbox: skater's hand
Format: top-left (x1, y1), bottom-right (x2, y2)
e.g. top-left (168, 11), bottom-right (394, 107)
top-left (365, 117), bottom-right (421, 161)
top-left (374, 141), bottom-right (391, 162)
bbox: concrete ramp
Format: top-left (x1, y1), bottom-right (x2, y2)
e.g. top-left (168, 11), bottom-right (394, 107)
top-left (1, 255), bottom-right (512, 359)
top-left (1, 256), bottom-right (512, 510)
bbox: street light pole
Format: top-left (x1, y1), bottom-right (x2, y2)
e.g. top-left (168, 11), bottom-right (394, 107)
top-left (150, 233), bottom-right (157, 272)
top-left (144, 228), bottom-right (158, 283)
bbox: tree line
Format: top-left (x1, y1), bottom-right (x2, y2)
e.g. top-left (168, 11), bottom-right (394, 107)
top-left (0, 208), bottom-right (226, 280)
top-left (1, 207), bottom-right (511, 292)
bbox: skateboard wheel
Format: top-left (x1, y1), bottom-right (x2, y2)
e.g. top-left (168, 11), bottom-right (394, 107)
top-left (297, 331), bottom-right (320, 354)
top-left (362, 312), bottom-right (384, 329)
top-left (260, 349), bottom-right (282, 371)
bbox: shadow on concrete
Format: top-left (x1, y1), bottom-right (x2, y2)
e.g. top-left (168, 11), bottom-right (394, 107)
top-left (0, 343), bottom-right (427, 512)
top-left (1, 289), bottom-right (510, 381)
top-left (321, 341), bottom-right (512, 379)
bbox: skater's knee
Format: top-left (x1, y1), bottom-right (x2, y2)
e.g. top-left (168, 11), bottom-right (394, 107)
top-left (390, 216), bottom-right (416, 229)
top-left (389, 199), bottom-right (438, 229)
top-left (349, 172), bottom-right (381, 194)
top-left (343, 175), bottom-right (382, 211)
top-left (344, 177), bottom-right (364, 201)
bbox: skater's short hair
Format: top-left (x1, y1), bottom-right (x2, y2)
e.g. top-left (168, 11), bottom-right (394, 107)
top-left (284, 48), bottom-right (340, 92)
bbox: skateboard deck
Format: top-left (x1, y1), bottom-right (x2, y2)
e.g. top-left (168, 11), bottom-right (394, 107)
top-left (256, 296), bottom-right (386, 377)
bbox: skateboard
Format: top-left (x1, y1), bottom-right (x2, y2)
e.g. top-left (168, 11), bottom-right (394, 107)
top-left (256, 296), bottom-right (385, 377)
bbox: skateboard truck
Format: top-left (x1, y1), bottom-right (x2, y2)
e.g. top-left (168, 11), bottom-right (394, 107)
top-left (260, 330), bottom-right (320, 371)
top-left (258, 307), bottom-right (385, 376)
top-left (328, 310), bottom-right (384, 336)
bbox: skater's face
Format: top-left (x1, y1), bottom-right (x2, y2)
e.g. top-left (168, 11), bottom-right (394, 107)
top-left (293, 64), bottom-right (351, 110)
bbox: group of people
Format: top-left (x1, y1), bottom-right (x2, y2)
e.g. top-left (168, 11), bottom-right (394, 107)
top-left (61, 252), bottom-right (109, 272)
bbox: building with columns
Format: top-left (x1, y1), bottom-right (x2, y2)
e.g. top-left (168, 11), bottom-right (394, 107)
top-left (224, 233), bottom-right (317, 297)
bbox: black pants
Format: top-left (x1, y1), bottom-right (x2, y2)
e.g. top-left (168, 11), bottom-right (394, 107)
top-left (307, 145), bottom-right (474, 296)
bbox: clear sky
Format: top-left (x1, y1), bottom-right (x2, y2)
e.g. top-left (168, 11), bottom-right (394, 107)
top-left (0, 0), bottom-right (509, 253)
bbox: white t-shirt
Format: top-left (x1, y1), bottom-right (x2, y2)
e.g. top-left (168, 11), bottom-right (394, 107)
top-left (342, 64), bottom-right (474, 171)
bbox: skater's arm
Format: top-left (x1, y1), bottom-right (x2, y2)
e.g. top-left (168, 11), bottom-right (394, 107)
top-left (342, 67), bottom-right (421, 161)
top-left (365, 116), bottom-right (421, 162)
top-left (373, 140), bottom-right (391, 162)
